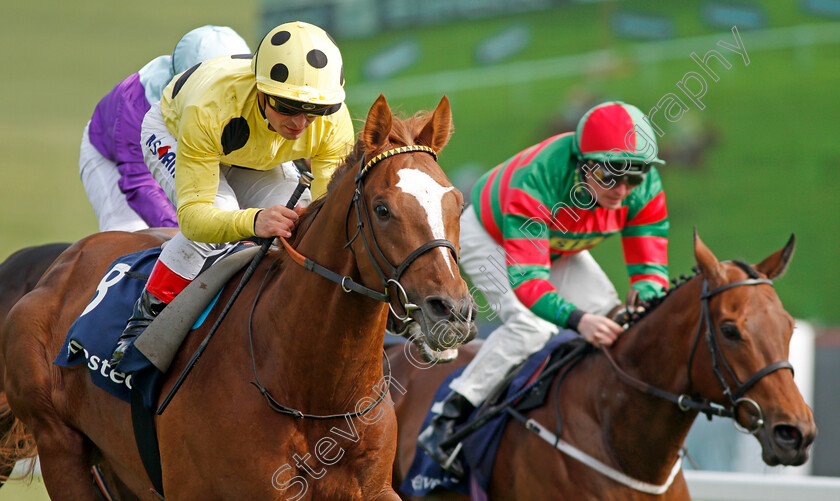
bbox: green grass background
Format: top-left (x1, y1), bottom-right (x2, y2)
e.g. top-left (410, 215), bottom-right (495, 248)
top-left (1, 0), bottom-right (838, 497)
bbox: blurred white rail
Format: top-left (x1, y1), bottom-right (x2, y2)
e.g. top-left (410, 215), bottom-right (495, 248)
top-left (347, 22), bottom-right (840, 102)
top-left (684, 470), bottom-right (840, 501)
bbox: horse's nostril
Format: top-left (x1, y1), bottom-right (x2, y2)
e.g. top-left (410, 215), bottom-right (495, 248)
top-left (426, 298), bottom-right (452, 319)
top-left (774, 424), bottom-right (803, 449)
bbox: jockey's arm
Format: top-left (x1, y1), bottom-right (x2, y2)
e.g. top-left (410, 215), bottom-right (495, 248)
top-left (307, 105), bottom-right (354, 200)
top-left (621, 168), bottom-right (670, 300)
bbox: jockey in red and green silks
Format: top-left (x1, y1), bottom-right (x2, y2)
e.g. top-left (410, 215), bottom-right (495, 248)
top-left (419, 101), bottom-right (669, 476)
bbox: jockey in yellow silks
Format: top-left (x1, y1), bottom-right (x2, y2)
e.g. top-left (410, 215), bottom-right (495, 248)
top-left (110, 22), bottom-right (353, 367)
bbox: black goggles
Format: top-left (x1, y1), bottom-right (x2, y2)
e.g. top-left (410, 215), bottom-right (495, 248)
top-left (264, 93), bottom-right (341, 117)
top-left (588, 162), bottom-right (650, 187)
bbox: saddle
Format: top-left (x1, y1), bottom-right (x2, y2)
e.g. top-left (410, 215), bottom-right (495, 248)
top-left (54, 243), bottom-right (260, 401)
top-left (401, 331), bottom-right (590, 498)
top-left (132, 244), bottom-right (259, 372)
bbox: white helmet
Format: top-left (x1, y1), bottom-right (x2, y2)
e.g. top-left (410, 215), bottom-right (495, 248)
top-left (172, 25), bottom-right (251, 75)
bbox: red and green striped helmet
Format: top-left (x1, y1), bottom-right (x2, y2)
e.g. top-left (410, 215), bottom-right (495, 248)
top-left (573, 101), bottom-right (664, 165)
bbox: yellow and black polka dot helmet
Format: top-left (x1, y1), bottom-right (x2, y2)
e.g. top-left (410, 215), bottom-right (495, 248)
top-left (252, 21), bottom-right (345, 106)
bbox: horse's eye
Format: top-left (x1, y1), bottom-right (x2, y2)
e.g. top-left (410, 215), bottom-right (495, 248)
top-left (374, 204), bottom-right (390, 219)
top-left (719, 323), bottom-right (741, 341)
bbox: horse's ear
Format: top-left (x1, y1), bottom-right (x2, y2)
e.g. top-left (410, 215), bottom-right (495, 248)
top-left (416, 95), bottom-right (453, 152)
top-left (755, 234), bottom-right (795, 279)
top-left (362, 94), bottom-right (393, 151)
top-left (694, 227), bottom-right (726, 288)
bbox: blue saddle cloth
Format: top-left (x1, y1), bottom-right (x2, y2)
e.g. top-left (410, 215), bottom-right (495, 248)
top-left (399, 330), bottom-right (579, 498)
top-left (53, 248), bottom-right (166, 409)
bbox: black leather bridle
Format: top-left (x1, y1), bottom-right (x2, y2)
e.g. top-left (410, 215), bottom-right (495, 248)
top-left (344, 145), bottom-right (458, 321)
top-left (276, 145), bottom-right (459, 323)
top-left (250, 144), bottom-right (458, 420)
top-left (603, 261), bottom-right (793, 433)
top-left (685, 261), bottom-right (794, 433)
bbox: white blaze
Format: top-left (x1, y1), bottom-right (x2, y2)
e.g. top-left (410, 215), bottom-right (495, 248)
top-left (396, 168), bottom-right (456, 277)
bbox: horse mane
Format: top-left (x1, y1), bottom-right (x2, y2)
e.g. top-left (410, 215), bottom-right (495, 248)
top-left (625, 259), bottom-right (758, 327)
top-left (292, 109), bottom-right (444, 244)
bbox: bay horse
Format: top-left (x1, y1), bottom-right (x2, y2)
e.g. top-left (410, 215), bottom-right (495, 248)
top-left (0, 243), bottom-right (69, 481)
top-left (390, 232), bottom-right (816, 500)
top-left (0, 94), bottom-right (477, 500)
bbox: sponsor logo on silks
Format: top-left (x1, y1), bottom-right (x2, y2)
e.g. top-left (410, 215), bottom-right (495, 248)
top-left (411, 475), bottom-right (443, 492)
top-left (69, 343), bottom-right (134, 391)
top-left (145, 133), bottom-right (176, 175)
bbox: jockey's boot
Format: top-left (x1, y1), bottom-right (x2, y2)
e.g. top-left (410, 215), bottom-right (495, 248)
top-left (417, 390), bottom-right (475, 477)
top-left (108, 289), bottom-right (166, 368)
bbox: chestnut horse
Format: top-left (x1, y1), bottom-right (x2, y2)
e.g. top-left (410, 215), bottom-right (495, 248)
top-left (0, 239), bottom-right (166, 500)
top-left (390, 232), bottom-right (816, 500)
top-left (0, 95), bottom-right (477, 500)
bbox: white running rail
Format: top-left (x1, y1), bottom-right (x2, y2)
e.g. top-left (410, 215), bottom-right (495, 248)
top-left (684, 470), bottom-right (840, 501)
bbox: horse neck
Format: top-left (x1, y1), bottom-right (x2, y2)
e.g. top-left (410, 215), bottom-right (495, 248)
top-left (595, 279), bottom-right (705, 481)
top-left (251, 180), bottom-right (390, 413)
top-left (613, 279), bottom-right (704, 390)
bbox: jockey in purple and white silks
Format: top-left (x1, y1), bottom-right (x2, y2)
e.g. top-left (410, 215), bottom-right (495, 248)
top-left (79, 25), bottom-right (250, 231)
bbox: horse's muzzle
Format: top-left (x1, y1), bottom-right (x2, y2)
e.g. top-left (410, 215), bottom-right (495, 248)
top-left (759, 420), bottom-right (816, 466)
top-left (421, 295), bottom-right (478, 350)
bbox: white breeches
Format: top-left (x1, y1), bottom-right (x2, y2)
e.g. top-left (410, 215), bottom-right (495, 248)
top-left (449, 205), bottom-right (620, 406)
top-left (140, 103), bottom-right (310, 280)
top-left (79, 122), bottom-right (148, 232)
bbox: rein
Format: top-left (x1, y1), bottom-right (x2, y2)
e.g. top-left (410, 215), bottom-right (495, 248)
top-left (280, 145), bottom-right (456, 321)
top-left (600, 349), bottom-right (733, 419)
top-left (248, 144), bottom-right (455, 420)
top-left (603, 265), bottom-right (793, 434)
top-left (247, 261), bottom-right (392, 420)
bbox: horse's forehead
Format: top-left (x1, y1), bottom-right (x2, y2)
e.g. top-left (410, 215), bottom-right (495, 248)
top-left (395, 167), bottom-right (458, 275)
top-left (394, 168), bottom-right (456, 226)
top-left (395, 168), bottom-right (454, 200)
top-left (715, 270), bottom-right (791, 333)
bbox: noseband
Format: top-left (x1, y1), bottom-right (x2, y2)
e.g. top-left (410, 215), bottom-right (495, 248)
top-left (346, 145), bottom-right (458, 321)
top-left (603, 262), bottom-right (793, 434)
top-left (685, 262), bottom-right (794, 433)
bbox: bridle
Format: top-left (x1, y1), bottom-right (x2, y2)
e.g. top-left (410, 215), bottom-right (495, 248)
top-left (347, 145), bottom-right (458, 321)
top-left (686, 261), bottom-right (794, 433)
top-left (280, 145), bottom-right (458, 322)
top-left (603, 262), bottom-right (793, 434)
top-left (253, 144), bottom-right (458, 419)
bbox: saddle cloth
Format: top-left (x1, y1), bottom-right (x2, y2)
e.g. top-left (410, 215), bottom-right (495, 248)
top-left (52, 243), bottom-right (255, 407)
top-left (53, 248), bottom-right (168, 407)
top-left (400, 330), bottom-right (580, 498)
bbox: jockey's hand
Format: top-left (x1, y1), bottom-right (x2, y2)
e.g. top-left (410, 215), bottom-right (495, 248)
top-left (578, 313), bottom-right (624, 347)
top-left (254, 204), bottom-right (299, 239)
